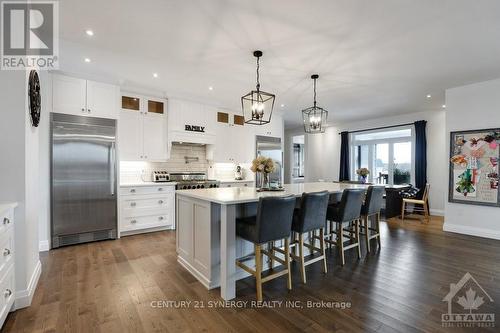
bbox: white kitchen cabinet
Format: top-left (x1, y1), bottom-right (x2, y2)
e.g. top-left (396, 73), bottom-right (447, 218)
top-left (52, 74), bottom-right (119, 119)
top-left (119, 185), bottom-right (175, 235)
top-left (0, 204), bottom-right (16, 329)
top-left (119, 93), bottom-right (167, 161)
top-left (255, 114), bottom-right (284, 138)
top-left (213, 112), bottom-right (255, 164)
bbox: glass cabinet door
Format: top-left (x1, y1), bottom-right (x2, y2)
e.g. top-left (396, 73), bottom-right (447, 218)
top-left (121, 96), bottom-right (140, 111)
top-left (148, 100), bottom-right (164, 114)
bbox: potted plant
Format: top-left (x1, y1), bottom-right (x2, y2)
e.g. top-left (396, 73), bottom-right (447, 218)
top-left (251, 156), bottom-right (275, 189)
top-left (356, 168), bottom-right (370, 183)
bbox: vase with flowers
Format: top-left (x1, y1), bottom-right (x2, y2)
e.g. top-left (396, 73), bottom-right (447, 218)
top-left (251, 156), bottom-right (275, 190)
top-left (356, 168), bottom-right (370, 183)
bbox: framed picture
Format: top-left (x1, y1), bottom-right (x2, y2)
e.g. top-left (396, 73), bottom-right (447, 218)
top-left (449, 128), bottom-right (500, 207)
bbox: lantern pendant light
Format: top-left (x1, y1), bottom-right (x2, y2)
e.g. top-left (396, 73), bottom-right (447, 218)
top-left (241, 50), bottom-right (275, 125)
top-left (302, 74), bottom-right (328, 133)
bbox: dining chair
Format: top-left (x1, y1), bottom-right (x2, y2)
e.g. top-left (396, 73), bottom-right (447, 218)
top-left (401, 183), bottom-right (430, 223)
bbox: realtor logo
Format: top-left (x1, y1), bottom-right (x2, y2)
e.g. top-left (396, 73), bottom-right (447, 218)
top-left (442, 272), bottom-right (495, 328)
top-left (1, 0), bottom-right (59, 70)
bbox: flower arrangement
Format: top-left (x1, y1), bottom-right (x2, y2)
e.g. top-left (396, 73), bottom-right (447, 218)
top-left (251, 156), bottom-right (275, 174)
top-left (356, 168), bottom-right (370, 178)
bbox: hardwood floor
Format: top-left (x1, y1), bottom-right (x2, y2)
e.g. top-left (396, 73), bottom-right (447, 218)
top-left (3, 215), bottom-right (500, 332)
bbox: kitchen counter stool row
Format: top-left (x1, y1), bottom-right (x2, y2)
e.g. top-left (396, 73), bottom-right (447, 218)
top-left (235, 186), bottom-right (384, 302)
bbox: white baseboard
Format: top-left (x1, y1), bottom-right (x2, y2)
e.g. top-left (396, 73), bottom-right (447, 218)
top-left (443, 223), bottom-right (500, 240)
top-left (430, 209), bottom-right (444, 216)
top-left (14, 259), bottom-right (42, 310)
top-left (39, 240), bottom-right (49, 252)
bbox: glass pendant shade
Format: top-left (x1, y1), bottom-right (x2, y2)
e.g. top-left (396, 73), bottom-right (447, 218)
top-left (241, 51), bottom-right (275, 125)
top-left (302, 74), bottom-right (328, 133)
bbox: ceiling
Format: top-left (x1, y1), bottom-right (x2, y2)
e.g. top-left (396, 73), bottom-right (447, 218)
top-left (58, 0), bottom-right (500, 128)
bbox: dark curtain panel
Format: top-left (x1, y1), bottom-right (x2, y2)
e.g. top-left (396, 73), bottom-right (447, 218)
top-left (339, 131), bottom-right (350, 181)
top-left (414, 120), bottom-right (427, 198)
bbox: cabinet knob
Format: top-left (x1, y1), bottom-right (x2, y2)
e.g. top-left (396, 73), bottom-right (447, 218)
top-left (158, 188), bottom-right (163, 191)
top-left (81, 108), bottom-right (85, 112)
top-left (158, 216), bottom-right (164, 221)
top-left (130, 202), bottom-right (136, 207)
top-left (158, 200), bottom-right (164, 204)
top-left (87, 109), bottom-right (91, 113)
top-left (130, 189), bottom-right (136, 193)
top-left (130, 219), bottom-right (137, 224)
top-left (3, 248), bottom-right (10, 256)
top-left (4, 289), bottom-right (12, 298)
top-left (3, 218), bottom-right (9, 225)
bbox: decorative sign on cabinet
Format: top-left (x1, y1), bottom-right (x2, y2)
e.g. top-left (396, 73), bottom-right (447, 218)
top-left (119, 93), bottom-right (168, 161)
top-left (52, 74), bottom-right (119, 119)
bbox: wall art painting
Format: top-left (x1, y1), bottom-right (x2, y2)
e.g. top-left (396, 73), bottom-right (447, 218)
top-left (449, 128), bottom-right (500, 206)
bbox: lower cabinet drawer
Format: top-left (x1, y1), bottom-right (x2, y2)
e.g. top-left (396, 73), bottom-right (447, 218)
top-left (121, 213), bottom-right (172, 232)
top-left (0, 231), bottom-right (14, 276)
top-left (120, 185), bottom-right (175, 196)
top-left (0, 264), bottom-right (14, 322)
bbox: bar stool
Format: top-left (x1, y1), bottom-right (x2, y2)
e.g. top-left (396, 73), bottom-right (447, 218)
top-left (325, 189), bottom-right (365, 266)
top-left (235, 195), bottom-right (296, 302)
top-left (290, 191), bottom-right (330, 284)
top-left (360, 186), bottom-right (385, 253)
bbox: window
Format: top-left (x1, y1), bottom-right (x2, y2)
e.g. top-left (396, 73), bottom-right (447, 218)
top-left (350, 126), bottom-right (414, 185)
top-left (292, 135), bottom-right (305, 178)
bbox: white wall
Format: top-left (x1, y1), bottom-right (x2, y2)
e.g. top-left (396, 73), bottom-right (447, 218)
top-left (444, 78), bottom-right (500, 239)
top-left (285, 109), bottom-right (446, 214)
top-left (0, 70), bottom-right (42, 309)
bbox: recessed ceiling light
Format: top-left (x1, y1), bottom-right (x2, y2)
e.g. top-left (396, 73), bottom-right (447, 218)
top-left (153, 73), bottom-right (158, 78)
top-left (85, 30), bottom-right (94, 36)
top-left (442, 104), bottom-right (446, 109)
top-left (84, 58), bottom-right (91, 63)
top-left (280, 104), bottom-right (285, 108)
top-left (208, 86), bottom-right (213, 91)
top-left (426, 94), bottom-right (431, 99)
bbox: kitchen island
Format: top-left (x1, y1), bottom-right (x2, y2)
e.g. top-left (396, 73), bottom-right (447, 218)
top-left (175, 182), bottom-right (368, 300)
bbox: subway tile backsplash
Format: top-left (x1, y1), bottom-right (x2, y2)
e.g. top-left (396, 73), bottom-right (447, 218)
top-left (120, 143), bottom-right (255, 184)
top-left (120, 143), bottom-right (209, 183)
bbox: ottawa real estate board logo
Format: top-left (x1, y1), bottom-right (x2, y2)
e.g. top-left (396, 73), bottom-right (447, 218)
top-left (1, 0), bottom-right (59, 70)
top-left (442, 272), bottom-right (495, 328)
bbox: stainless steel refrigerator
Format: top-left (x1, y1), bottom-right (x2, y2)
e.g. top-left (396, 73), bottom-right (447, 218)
top-left (51, 113), bottom-right (117, 248)
top-left (255, 135), bottom-right (283, 186)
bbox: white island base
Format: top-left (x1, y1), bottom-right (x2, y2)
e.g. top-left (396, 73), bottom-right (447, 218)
top-left (175, 183), bottom-right (368, 300)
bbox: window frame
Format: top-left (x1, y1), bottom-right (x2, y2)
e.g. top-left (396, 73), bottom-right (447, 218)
top-left (349, 125), bottom-right (415, 185)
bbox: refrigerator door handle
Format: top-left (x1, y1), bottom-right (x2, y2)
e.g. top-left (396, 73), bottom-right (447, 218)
top-left (110, 142), bottom-right (116, 196)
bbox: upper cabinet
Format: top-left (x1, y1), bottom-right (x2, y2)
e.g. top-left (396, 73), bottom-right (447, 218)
top-left (119, 93), bottom-right (168, 161)
top-left (213, 112), bottom-right (255, 163)
top-left (167, 99), bottom-right (216, 145)
top-left (52, 74), bottom-right (119, 119)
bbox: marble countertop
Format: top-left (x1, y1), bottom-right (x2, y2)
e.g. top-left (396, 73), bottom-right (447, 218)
top-left (176, 182), bottom-right (369, 204)
top-left (0, 202), bottom-right (18, 215)
top-left (120, 182), bottom-right (177, 187)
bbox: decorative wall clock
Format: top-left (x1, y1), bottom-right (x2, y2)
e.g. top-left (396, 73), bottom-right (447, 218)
top-left (28, 70), bottom-right (41, 127)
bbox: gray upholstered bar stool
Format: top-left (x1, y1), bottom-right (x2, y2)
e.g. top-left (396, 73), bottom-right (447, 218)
top-left (290, 191), bottom-right (330, 284)
top-left (325, 189), bottom-right (365, 266)
top-left (235, 195), bottom-right (296, 302)
top-left (360, 186), bottom-right (385, 253)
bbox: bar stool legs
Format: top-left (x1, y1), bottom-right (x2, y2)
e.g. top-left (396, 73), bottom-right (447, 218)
top-left (290, 228), bottom-right (328, 284)
top-left (236, 238), bottom-right (293, 302)
top-left (360, 213), bottom-right (382, 253)
top-left (325, 220), bottom-right (362, 266)
top-left (255, 244), bottom-right (263, 302)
